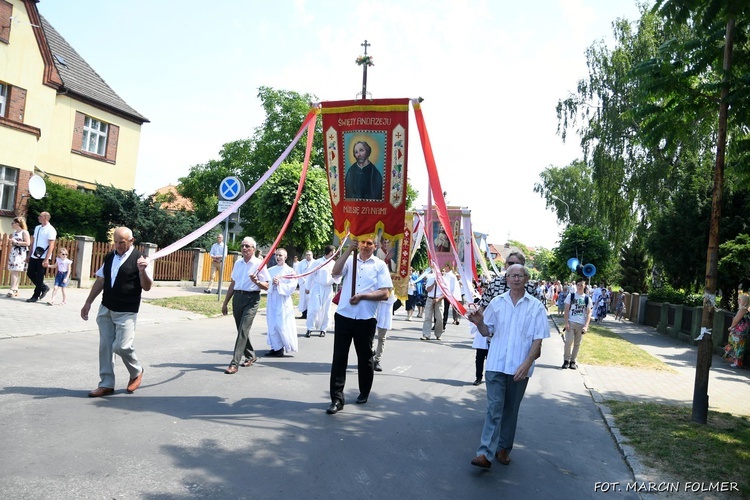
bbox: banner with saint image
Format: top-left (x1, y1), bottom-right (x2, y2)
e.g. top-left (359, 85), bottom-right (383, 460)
top-left (321, 98), bottom-right (410, 242)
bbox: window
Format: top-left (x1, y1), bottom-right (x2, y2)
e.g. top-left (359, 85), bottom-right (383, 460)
top-left (0, 82), bottom-right (6, 117)
top-left (72, 111), bottom-right (119, 162)
top-left (0, 165), bottom-right (18, 211)
top-left (82, 115), bottom-right (108, 156)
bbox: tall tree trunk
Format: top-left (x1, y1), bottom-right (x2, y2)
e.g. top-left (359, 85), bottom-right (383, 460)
top-left (693, 17), bottom-right (735, 424)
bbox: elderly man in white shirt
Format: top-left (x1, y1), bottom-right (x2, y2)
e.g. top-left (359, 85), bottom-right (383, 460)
top-left (205, 233), bottom-right (227, 294)
top-left (221, 237), bottom-right (271, 374)
top-left (81, 227), bottom-right (152, 397)
top-left (326, 237), bottom-right (393, 414)
top-left (467, 263), bottom-right (550, 469)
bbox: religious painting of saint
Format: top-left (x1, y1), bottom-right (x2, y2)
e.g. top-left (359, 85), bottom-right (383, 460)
top-left (344, 133), bottom-right (385, 201)
top-left (433, 223), bottom-right (451, 253)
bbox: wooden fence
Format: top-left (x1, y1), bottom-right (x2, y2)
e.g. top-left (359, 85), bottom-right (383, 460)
top-left (0, 235), bottom-right (220, 287)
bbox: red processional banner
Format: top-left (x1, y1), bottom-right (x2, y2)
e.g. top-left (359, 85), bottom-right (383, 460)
top-left (321, 98), bottom-right (410, 242)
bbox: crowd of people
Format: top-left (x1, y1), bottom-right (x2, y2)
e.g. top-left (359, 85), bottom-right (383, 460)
top-left (6, 218), bottom-right (748, 471)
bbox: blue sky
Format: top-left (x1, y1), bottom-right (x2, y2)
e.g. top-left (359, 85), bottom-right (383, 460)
top-left (38, 0), bottom-right (643, 250)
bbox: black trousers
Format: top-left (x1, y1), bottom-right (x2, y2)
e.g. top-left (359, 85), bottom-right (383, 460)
top-left (475, 348), bottom-right (489, 380)
top-left (330, 313), bottom-right (376, 405)
top-left (26, 258), bottom-right (47, 297)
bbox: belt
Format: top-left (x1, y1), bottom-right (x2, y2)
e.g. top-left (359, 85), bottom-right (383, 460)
top-left (235, 290), bottom-right (260, 295)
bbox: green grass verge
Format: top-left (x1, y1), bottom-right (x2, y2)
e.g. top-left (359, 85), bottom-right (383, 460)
top-left (145, 294), bottom-right (269, 317)
top-left (607, 401), bottom-right (750, 498)
top-left (577, 323), bottom-right (675, 371)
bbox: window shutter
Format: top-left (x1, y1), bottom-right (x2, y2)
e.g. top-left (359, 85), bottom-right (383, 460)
top-left (105, 124), bottom-right (119, 163)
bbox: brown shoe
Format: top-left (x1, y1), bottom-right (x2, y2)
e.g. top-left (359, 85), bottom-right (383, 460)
top-left (88, 387), bottom-right (114, 398)
top-left (126, 369), bottom-right (144, 393)
top-left (224, 365), bottom-right (238, 374)
top-left (470, 454), bottom-right (492, 469)
top-left (241, 357), bottom-right (258, 367)
top-left (495, 449), bottom-right (511, 465)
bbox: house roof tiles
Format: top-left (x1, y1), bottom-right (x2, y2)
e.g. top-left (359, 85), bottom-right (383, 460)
top-left (40, 15), bottom-right (149, 124)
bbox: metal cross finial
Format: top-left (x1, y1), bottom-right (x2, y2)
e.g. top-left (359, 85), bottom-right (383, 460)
top-left (358, 40), bottom-right (372, 100)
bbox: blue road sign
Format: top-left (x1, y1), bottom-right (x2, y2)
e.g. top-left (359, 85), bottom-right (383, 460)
top-left (219, 176), bottom-right (242, 201)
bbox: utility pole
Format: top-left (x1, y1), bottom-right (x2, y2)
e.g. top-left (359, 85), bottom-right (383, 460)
top-left (693, 17), bottom-right (735, 425)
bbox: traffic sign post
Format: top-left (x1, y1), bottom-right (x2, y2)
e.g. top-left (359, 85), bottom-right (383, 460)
top-left (217, 177), bottom-right (246, 301)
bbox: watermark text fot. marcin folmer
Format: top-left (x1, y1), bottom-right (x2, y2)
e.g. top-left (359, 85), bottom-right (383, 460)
top-left (594, 481), bottom-right (739, 494)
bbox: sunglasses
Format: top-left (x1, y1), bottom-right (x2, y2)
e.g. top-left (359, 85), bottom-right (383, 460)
top-left (507, 261), bottom-right (521, 266)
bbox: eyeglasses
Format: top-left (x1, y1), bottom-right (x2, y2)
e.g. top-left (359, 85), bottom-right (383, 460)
top-left (241, 244), bottom-right (253, 248)
top-left (507, 274), bottom-right (526, 279)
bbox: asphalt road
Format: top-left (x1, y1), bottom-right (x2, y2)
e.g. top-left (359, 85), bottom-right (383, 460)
top-left (0, 305), bottom-right (638, 499)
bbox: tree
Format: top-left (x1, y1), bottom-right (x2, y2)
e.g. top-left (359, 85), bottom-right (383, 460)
top-left (619, 234), bottom-right (650, 293)
top-left (649, 0), bottom-right (750, 424)
top-left (252, 161), bottom-right (333, 256)
top-left (534, 160), bottom-right (599, 228)
top-left (25, 179), bottom-right (105, 240)
top-left (531, 247), bottom-right (555, 280)
top-left (96, 185), bottom-right (204, 248)
top-left (718, 234), bottom-right (750, 308)
top-left (552, 225), bottom-right (612, 284)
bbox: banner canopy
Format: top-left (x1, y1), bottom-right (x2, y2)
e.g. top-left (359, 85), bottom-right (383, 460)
top-left (321, 98), bottom-right (410, 242)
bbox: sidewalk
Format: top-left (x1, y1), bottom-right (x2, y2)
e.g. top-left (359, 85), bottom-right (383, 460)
top-left (565, 315), bottom-right (750, 418)
top-left (0, 283), bottom-right (210, 339)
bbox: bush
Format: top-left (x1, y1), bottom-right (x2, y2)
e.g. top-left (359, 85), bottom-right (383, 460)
top-left (648, 285), bottom-right (703, 307)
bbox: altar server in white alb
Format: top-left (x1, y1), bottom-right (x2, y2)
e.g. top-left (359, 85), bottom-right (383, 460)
top-left (265, 248), bottom-right (298, 357)
top-left (295, 250), bottom-right (314, 319)
top-left (305, 245), bottom-right (337, 338)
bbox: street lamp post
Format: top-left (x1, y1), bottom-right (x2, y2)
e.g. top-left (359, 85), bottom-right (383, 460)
top-left (550, 195), bottom-right (570, 222)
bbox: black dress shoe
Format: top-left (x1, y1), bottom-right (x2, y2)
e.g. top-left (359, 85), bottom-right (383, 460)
top-left (355, 394), bottom-right (368, 404)
top-left (374, 361), bottom-right (382, 372)
top-left (26, 296), bottom-right (39, 303)
top-left (305, 330), bottom-right (311, 338)
top-left (326, 402), bottom-right (343, 414)
top-left (472, 378), bottom-right (483, 386)
top-left (39, 286), bottom-right (50, 300)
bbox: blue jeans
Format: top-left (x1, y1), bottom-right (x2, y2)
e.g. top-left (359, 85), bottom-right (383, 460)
top-left (477, 371), bottom-right (529, 458)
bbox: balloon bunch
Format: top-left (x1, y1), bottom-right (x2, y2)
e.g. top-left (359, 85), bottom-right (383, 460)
top-left (567, 258), bottom-right (596, 278)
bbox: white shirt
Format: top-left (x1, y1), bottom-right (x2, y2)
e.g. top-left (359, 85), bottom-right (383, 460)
top-left (209, 242), bottom-right (227, 259)
top-left (565, 292), bottom-right (593, 325)
top-left (230, 255), bottom-right (271, 291)
top-left (425, 273), bottom-right (444, 299)
top-left (483, 291), bottom-right (550, 377)
top-left (95, 247), bottom-right (153, 287)
top-left (335, 254), bottom-right (393, 320)
top-left (31, 223), bottom-right (57, 260)
top-left (444, 270), bottom-right (462, 301)
top-left (307, 257), bottom-right (335, 290)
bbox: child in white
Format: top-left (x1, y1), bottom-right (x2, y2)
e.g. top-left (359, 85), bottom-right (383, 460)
top-left (48, 248), bottom-right (72, 305)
